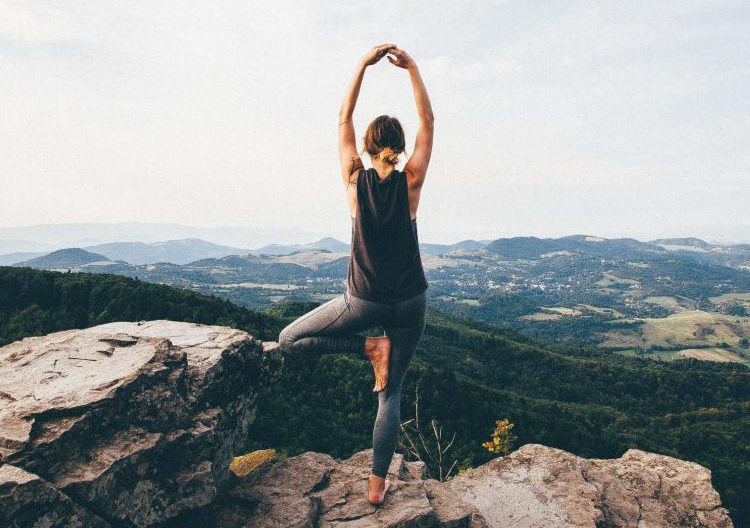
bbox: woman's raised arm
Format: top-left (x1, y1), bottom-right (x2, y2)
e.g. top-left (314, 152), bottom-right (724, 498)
top-left (338, 44), bottom-right (396, 188)
top-left (387, 47), bottom-right (434, 190)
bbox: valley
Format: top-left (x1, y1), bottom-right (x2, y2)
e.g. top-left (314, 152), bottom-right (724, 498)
top-left (8, 234), bottom-right (750, 367)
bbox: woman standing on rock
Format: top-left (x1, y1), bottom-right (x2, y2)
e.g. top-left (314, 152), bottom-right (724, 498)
top-left (278, 43), bottom-right (434, 506)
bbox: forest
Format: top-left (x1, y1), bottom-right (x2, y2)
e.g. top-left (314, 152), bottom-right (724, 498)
top-left (1, 266), bottom-right (748, 525)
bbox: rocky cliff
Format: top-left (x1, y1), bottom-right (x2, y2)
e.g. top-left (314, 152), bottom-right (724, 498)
top-left (0, 320), bottom-right (283, 527)
top-left (0, 322), bottom-right (734, 527)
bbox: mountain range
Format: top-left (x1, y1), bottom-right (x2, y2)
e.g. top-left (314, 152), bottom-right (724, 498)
top-left (0, 221), bottom-right (327, 254)
top-left (8, 233), bottom-right (750, 271)
top-left (5, 235), bottom-right (495, 267)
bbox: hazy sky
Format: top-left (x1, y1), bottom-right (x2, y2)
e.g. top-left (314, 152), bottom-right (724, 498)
top-left (1, 1), bottom-right (748, 244)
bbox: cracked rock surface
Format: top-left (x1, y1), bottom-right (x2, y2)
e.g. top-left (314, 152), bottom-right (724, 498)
top-left (438, 443), bottom-right (734, 528)
top-left (0, 321), bottom-right (283, 527)
top-left (174, 443), bottom-right (733, 528)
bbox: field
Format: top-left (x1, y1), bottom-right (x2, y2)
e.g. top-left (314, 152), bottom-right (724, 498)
top-left (221, 282), bottom-right (301, 290)
top-left (642, 295), bottom-right (695, 312)
top-left (677, 347), bottom-right (747, 363)
top-left (600, 310), bottom-right (750, 366)
top-left (709, 292), bottom-right (750, 310)
top-left (615, 347), bottom-right (748, 365)
top-left (519, 304), bottom-right (622, 321)
top-left (594, 271), bottom-right (640, 288)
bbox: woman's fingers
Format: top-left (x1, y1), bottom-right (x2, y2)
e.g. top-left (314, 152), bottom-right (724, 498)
top-left (374, 44), bottom-right (395, 53)
top-left (362, 44), bottom-right (398, 67)
top-left (386, 48), bottom-right (408, 68)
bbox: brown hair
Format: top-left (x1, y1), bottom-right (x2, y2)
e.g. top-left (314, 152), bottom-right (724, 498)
top-left (361, 115), bottom-right (407, 167)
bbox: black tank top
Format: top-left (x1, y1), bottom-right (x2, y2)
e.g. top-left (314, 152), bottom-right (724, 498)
top-left (346, 167), bottom-right (429, 302)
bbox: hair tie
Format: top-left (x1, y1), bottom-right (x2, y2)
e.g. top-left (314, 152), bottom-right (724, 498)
top-left (380, 147), bottom-right (399, 165)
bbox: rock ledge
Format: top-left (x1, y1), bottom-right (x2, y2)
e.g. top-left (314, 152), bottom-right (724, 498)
top-left (191, 442), bottom-right (733, 528)
top-left (0, 321), bottom-right (283, 527)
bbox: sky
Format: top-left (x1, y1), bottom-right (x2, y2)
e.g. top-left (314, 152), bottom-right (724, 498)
top-left (1, 0), bottom-right (749, 245)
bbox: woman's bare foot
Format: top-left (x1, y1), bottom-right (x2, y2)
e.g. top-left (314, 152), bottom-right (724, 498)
top-left (368, 474), bottom-right (391, 505)
top-left (364, 336), bottom-right (391, 392)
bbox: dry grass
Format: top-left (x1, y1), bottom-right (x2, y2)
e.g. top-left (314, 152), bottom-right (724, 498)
top-left (677, 348), bottom-right (746, 363)
top-left (709, 292), bottom-right (750, 309)
top-left (599, 310), bottom-right (750, 365)
top-left (229, 449), bottom-right (276, 478)
top-left (643, 296), bottom-right (689, 312)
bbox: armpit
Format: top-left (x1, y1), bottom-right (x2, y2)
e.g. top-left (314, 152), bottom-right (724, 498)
top-left (346, 157), bottom-right (364, 187)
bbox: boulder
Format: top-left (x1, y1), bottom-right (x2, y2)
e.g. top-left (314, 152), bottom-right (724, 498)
top-left (0, 464), bottom-right (110, 528)
top-left (0, 321), bottom-right (283, 527)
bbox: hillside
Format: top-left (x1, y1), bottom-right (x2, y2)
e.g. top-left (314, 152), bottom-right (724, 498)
top-left (0, 266), bottom-right (279, 346)
top-left (84, 238), bottom-right (249, 265)
top-left (11, 234), bottom-right (750, 366)
top-left (0, 266), bottom-right (747, 524)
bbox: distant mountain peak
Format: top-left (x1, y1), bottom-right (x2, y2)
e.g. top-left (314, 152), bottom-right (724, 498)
top-left (560, 234), bottom-right (608, 242)
top-left (650, 237), bottom-right (712, 249)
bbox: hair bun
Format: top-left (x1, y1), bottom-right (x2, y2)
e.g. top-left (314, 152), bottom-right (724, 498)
top-left (379, 146), bottom-right (400, 166)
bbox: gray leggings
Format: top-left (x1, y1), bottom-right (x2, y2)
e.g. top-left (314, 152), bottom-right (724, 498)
top-left (277, 288), bottom-right (427, 478)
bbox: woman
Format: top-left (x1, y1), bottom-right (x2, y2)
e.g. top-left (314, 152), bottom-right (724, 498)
top-left (278, 43), bottom-right (434, 506)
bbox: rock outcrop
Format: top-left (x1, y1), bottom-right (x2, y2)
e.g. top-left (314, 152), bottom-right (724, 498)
top-left (0, 323), bottom-right (734, 527)
top-left (178, 443), bottom-right (733, 528)
top-left (0, 321), bottom-right (283, 527)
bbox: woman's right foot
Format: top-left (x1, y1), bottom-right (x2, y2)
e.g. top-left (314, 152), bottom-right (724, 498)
top-left (364, 336), bottom-right (391, 392)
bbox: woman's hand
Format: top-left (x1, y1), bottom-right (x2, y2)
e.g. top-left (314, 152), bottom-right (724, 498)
top-left (386, 47), bottom-right (415, 69)
top-left (361, 44), bottom-right (397, 67)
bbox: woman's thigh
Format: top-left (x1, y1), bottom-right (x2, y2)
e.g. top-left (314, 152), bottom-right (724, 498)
top-left (279, 290), bottom-right (387, 345)
top-left (388, 290), bottom-right (427, 331)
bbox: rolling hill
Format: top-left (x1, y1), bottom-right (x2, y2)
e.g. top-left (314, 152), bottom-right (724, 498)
top-left (85, 238), bottom-right (250, 265)
top-left (11, 234), bottom-right (750, 368)
top-left (16, 248), bottom-right (118, 269)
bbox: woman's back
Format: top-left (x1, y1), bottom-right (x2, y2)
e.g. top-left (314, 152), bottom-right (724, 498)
top-left (346, 167), bottom-right (429, 303)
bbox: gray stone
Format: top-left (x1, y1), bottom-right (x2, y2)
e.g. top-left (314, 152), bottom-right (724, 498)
top-left (227, 443), bottom-right (733, 528)
top-left (439, 443), bottom-right (734, 528)
top-left (0, 463), bottom-right (111, 528)
top-left (0, 321), bottom-right (283, 527)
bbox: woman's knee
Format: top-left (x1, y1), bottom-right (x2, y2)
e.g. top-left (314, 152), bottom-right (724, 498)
top-left (277, 324), bottom-right (297, 353)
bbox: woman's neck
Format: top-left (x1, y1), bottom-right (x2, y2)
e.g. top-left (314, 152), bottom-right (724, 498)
top-left (371, 159), bottom-right (396, 181)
